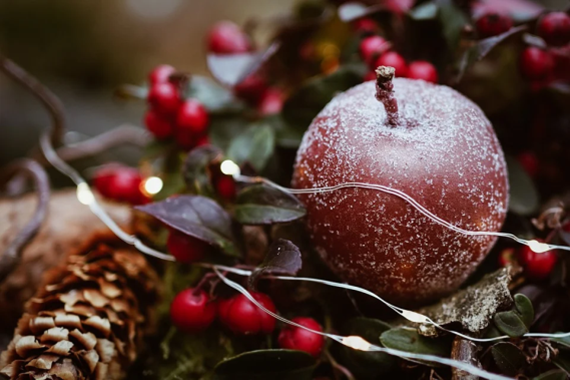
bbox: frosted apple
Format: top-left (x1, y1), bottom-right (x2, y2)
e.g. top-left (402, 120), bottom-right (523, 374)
top-left (293, 67), bottom-right (509, 305)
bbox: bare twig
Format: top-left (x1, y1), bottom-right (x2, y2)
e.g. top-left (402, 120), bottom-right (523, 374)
top-left (451, 337), bottom-right (481, 380)
top-left (325, 349), bottom-right (355, 380)
top-left (56, 124), bottom-right (151, 162)
top-left (0, 54), bottom-right (65, 147)
top-left (0, 159), bottom-right (50, 283)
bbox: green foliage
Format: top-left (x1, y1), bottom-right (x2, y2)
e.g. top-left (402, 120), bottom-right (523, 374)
top-left (491, 342), bottom-right (526, 376)
top-left (227, 123), bottom-right (276, 172)
top-left (514, 293), bottom-right (534, 328)
top-left (183, 145), bottom-right (224, 197)
top-left (213, 350), bottom-right (316, 380)
top-left (493, 311), bottom-right (528, 337)
top-left (283, 64), bottom-right (364, 128)
top-left (235, 184), bottom-right (306, 225)
top-left (506, 155), bottom-right (539, 215)
top-left (380, 327), bottom-right (451, 366)
top-left (532, 370), bottom-right (568, 380)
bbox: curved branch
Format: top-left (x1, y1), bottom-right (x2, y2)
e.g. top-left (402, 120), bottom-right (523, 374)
top-left (0, 54), bottom-right (65, 147)
top-left (0, 159), bottom-right (50, 283)
top-left (57, 124), bottom-right (151, 162)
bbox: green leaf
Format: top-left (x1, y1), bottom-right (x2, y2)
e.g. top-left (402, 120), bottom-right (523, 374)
top-left (283, 64), bottom-right (364, 128)
top-left (409, 2), bottom-right (437, 20)
top-left (265, 115), bottom-right (306, 149)
top-left (186, 75), bottom-right (239, 112)
top-left (493, 311), bottom-right (528, 337)
top-left (491, 342), bottom-right (526, 376)
top-left (380, 327), bottom-right (450, 366)
top-left (436, 0), bottom-right (469, 50)
top-left (514, 293), bottom-right (534, 328)
top-left (506, 155), bottom-right (539, 215)
top-left (227, 124), bottom-right (276, 172)
top-left (533, 370), bottom-right (568, 380)
top-left (213, 349), bottom-right (316, 380)
top-left (209, 112), bottom-right (250, 151)
top-left (183, 145), bottom-right (224, 197)
top-left (135, 195), bottom-right (240, 257)
top-left (553, 351), bottom-right (570, 373)
top-left (338, 318), bottom-right (394, 379)
top-left (235, 184), bottom-right (306, 225)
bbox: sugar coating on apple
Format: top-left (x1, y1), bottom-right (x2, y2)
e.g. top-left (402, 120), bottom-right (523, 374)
top-left (293, 67), bottom-right (509, 305)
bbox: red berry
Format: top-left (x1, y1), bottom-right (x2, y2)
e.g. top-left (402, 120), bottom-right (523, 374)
top-left (363, 71), bottom-right (377, 81)
top-left (207, 21), bottom-right (251, 54)
top-left (215, 175), bottom-right (237, 201)
top-left (517, 151), bottom-right (539, 178)
top-left (144, 110), bottom-right (173, 139)
top-left (278, 317), bottom-right (324, 357)
top-left (520, 47), bottom-right (554, 80)
top-left (218, 292), bottom-right (276, 335)
top-left (360, 35), bottom-right (389, 65)
top-left (374, 51), bottom-right (408, 77)
top-left (352, 18), bottom-right (379, 34)
top-left (148, 64), bottom-right (176, 85)
top-left (176, 99), bottom-right (209, 135)
top-left (518, 241), bottom-right (558, 280)
top-left (498, 247), bottom-right (516, 267)
top-left (92, 166), bottom-right (148, 205)
top-left (147, 82), bottom-right (181, 115)
top-left (234, 73), bottom-right (267, 104)
top-left (170, 288), bottom-right (216, 333)
top-left (476, 12), bottom-right (513, 38)
top-left (166, 229), bottom-right (208, 263)
top-left (196, 135), bottom-right (210, 147)
top-left (257, 88), bottom-right (284, 115)
top-left (537, 12), bottom-right (570, 47)
top-left (407, 61), bottom-right (438, 83)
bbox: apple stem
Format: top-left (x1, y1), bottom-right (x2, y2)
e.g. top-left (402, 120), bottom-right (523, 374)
top-left (375, 66), bottom-right (399, 127)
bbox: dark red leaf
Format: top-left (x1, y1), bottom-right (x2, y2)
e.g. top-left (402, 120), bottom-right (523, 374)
top-left (249, 239), bottom-right (302, 288)
top-left (135, 195), bottom-right (239, 257)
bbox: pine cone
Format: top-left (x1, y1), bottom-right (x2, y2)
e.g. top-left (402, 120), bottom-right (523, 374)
top-left (0, 189), bottom-right (133, 327)
top-left (0, 233), bottom-right (160, 379)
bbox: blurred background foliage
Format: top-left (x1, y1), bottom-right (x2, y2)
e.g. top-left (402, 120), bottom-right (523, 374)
top-left (0, 0), bottom-right (295, 166)
top-left (0, 0), bottom-right (565, 167)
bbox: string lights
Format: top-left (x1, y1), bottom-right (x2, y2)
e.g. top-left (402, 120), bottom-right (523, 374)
top-left (41, 138), bottom-right (570, 380)
top-left (221, 159), bottom-right (568, 255)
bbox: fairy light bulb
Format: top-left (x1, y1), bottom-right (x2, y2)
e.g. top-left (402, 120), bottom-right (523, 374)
top-left (342, 336), bottom-right (372, 351)
top-left (527, 239), bottom-right (551, 253)
top-left (76, 183), bottom-right (95, 205)
top-left (143, 176), bottom-right (163, 195)
top-left (401, 310), bottom-right (431, 323)
top-left (220, 160), bottom-right (241, 178)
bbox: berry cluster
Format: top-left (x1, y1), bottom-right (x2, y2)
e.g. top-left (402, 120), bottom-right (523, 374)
top-left (92, 165), bottom-right (149, 205)
top-left (519, 12), bottom-right (570, 86)
top-left (144, 65), bottom-right (209, 150)
top-left (170, 287), bottom-right (324, 357)
top-left (207, 21), bottom-right (284, 115)
top-left (358, 20), bottom-right (438, 84)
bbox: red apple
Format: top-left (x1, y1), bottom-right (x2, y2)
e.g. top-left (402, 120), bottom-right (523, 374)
top-left (293, 67), bottom-right (508, 305)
